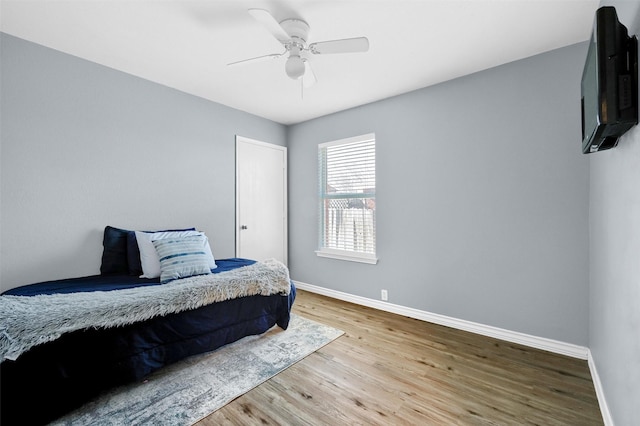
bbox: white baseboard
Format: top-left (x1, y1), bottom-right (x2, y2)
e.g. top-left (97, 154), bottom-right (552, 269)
top-left (293, 280), bottom-right (589, 360)
top-left (588, 350), bottom-right (614, 425)
top-left (293, 281), bottom-right (615, 422)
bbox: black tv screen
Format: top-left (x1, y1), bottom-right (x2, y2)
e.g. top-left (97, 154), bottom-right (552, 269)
top-left (581, 6), bottom-right (638, 154)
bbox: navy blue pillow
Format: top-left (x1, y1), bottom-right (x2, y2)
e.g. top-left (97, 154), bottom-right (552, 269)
top-left (126, 227), bottom-right (196, 276)
top-left (100, 226), bottom-right (131, 275)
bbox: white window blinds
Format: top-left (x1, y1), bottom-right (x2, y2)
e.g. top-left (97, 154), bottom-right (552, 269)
top-left (317, 133), bottom-right (376, 264)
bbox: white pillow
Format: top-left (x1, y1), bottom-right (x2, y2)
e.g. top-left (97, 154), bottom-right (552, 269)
top-left (152, 235), bottom-right (213, 284)
top-left (135, 230), bottom-right (217, 278)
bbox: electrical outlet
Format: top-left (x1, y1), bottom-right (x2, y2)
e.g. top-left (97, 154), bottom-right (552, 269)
top-left (381, 289), bottom-right (388, 301)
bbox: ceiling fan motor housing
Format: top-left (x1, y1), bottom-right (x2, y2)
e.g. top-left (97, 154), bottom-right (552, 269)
top-left (280, 19), bottom-right (310, 45)
top-left (280, 19), bottom-right (310, 80)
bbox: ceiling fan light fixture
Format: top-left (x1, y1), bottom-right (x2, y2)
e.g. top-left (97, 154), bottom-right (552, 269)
top-left (285, 55), bottom-right (305, 80)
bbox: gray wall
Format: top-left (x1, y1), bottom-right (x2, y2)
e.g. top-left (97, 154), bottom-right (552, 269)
top-left (288, 43), bottom-right (591, 345)
top-left (0, 33), bottom-right (286, 291)
top-left (4, 11), bottom-right (636, 422)
top-left (589, 2), bottom-right (640, 425)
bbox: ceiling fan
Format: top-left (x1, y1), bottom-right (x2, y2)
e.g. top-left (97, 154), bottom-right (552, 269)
top-left (229, 9), bottom-right (369, 88)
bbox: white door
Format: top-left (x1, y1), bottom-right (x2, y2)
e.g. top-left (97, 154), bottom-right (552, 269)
top-left (235, 136), bottom-right (287, 265)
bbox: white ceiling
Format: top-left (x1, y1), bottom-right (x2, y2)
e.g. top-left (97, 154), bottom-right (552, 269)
top-left (0, 0), bottom-right (600, 125)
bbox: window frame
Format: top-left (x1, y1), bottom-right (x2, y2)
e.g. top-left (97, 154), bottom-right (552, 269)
top-left (316, 133), bottom-right (378, 265)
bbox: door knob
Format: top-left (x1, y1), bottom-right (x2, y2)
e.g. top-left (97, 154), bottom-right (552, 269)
top-left (241, 225), bottom-right (248, 230)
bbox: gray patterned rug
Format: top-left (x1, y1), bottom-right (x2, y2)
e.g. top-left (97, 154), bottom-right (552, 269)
top-left (52, 314), bottom-right (343, 426)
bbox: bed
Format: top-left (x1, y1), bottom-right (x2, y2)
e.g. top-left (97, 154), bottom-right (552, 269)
top-left (0, 226), bottom-right (296, 425)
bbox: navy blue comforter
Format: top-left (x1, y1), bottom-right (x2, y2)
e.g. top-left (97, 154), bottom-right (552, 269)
top-left (0, 258), bottom-right (296, 425)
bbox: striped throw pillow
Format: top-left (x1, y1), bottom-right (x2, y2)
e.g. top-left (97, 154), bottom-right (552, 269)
top-left (152, 235), bottom-right (212, 284)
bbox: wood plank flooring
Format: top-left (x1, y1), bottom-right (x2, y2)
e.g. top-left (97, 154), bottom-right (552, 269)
top-left (196, 290), bottom-right (603, 425)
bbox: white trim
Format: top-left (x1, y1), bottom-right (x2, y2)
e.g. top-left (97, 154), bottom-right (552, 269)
top-left (315, 249), bottom-right (378, 264)
top-left (588, 350), bottom-right (614, 425)
top-left (293, 280), bottom-right (589, 360)
top-left (318, 132), bottom-right (375, 149)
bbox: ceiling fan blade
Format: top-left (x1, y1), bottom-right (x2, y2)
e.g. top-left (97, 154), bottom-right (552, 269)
top-left (227, 52), bottom-right (284, 66)
top-left (248, 9), bottom-right (290, 44)
top-left (303, 61), bottom-right (317, 88)
top-left (309, 37), bottom-right (369, 55)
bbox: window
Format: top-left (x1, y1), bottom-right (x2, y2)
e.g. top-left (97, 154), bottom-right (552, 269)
top-left (317, 133), bottom-right (376, 264)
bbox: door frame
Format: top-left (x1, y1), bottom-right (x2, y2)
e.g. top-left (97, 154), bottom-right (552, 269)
top-left (235, 135), bottom-right (288, 265)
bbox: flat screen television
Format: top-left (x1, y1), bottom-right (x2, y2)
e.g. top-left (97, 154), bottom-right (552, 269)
top-left (581, 6), bottom-right (638, 154)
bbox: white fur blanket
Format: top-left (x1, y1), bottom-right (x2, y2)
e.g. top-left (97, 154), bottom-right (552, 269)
top-left (0, 259), bottom-right (291, 362)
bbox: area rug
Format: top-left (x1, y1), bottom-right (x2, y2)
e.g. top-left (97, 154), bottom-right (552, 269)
top-left (52, 314), bottom-right (343, 426)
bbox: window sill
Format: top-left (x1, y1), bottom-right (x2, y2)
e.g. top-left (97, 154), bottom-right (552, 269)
top-left (315, 249), bottom-right (378, 264)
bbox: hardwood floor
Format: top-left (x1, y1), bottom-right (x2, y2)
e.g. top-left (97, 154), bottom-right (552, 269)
top-left (197, 290), bottom-right (603, 425)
